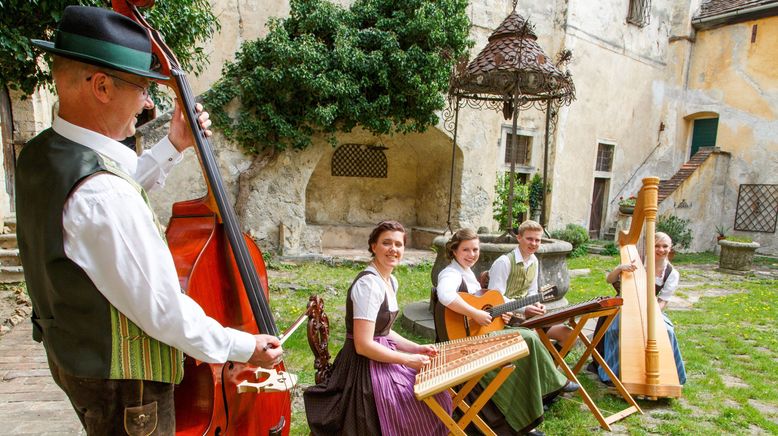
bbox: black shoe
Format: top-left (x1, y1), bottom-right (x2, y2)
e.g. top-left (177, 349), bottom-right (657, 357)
top-left (527, 430), bottom-right (545, 436)
top-left (562, 381), bottom-right (580, 393)
top-left (586, 361), bottom-right (599, 374)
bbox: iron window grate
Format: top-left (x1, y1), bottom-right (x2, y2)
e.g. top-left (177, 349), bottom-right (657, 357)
top-left (734, 184), bottom-right (778, 233)
top-left (331, 143), bottom-right (388, 178)
top-left (627, 0), bottom-right (651, 27)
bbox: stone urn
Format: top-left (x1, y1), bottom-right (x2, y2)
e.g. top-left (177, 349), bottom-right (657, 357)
top-left (430, 234), bottom-right (573, 301)
top-left (718, 239), bottom-right (760, 273)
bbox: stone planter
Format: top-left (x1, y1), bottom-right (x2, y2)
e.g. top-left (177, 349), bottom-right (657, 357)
top-left (718, 239), bottom-right (760, 273)
top-left (430, 234), bottom-right (573, 301)
top-left (618, 205), bottom-right (635, 215)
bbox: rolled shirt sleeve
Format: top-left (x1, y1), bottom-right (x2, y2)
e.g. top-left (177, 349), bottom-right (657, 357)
top-left (134, 136), bottom-right (184, 192)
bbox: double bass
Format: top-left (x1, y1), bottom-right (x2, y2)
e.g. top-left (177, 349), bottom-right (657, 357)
top-left (111, 1), bottom-right (294, 434)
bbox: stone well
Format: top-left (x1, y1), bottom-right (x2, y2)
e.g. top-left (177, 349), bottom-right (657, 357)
top-left (430, 234), bottom-right (573, 301)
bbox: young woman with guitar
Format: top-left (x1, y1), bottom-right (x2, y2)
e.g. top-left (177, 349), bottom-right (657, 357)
top-left (435, 228), bottom-right (574, 436)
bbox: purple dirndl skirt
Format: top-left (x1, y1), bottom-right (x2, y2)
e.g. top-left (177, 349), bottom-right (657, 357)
top-left (369, 336), bottom-right (452, 436)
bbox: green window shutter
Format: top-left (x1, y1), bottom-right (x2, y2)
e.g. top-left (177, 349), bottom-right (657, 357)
top-left (691, 118), bottom-right (718, 156)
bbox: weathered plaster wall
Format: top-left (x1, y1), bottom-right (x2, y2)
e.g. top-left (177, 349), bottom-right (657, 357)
top-left (548, 0), bottom-right (686, 234)
top-left (683, 16), bottom-right (778, 254)
top-left (658, 151), bottom-right (731, 252)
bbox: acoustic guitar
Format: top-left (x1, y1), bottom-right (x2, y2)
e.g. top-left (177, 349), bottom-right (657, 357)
top-left (438, 285), bottom-right (559, 340)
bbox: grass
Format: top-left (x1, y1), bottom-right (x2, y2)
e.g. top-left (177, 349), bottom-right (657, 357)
top-left (266, 253), bottom-right (778, 435)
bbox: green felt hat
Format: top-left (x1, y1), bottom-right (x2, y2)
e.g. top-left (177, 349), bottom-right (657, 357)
top-left (31, 6), bottom-right (167, 80)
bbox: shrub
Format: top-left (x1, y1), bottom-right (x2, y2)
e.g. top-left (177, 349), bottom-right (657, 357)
top-left (550, 224), bottom-right (590, 257)
top-left (602, 242), bottom-right (619, 256)
top-left (528, 173), bottom-right (544, 212)
top-left (492, 172), bottom-right (529, 231)
top-left (656, 214), bottom-right (693, 250)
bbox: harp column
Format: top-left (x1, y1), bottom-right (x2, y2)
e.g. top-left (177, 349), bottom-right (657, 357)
top-left (642, 177), bottom-right (660, 386)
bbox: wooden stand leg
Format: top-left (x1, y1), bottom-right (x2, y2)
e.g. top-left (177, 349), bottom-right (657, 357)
top-left (535, 309), bottom-right (642, 431)
top-left (421, 365), bottom-right (515, 436)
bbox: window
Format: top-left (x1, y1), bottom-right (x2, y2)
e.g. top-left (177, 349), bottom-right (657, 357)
top-left (331, 143), bottom-right (388, 178)
top-left (595, 143), bottom-right (614, 172)
top-left (627, 0), bottom-right (651, 27)
top-left (504, 132), bottom-right (531, 166)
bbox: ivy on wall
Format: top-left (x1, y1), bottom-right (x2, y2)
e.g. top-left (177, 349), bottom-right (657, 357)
top-left (0, 0), bottom-right (218, 96)
top-left (204, 0), bottom-right (472, 154)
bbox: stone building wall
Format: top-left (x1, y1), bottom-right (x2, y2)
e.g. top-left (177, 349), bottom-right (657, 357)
top-left (9, 0), bottom-right (778, 255)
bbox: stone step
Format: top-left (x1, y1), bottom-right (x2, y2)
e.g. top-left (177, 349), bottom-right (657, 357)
top-left (3, 216), bottom-right (16, 233)
top-left (0, 233), bottom-right (18, 249)
top-left (587, 245), bottom-right (606, 254)
top-left (0, 265), bottom-right (24, 283)
top-left (0, 248), bottom-right (21, 266)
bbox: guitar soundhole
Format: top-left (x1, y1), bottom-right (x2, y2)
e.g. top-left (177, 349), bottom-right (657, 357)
top-left (483, 305), bottom-right (493, 311)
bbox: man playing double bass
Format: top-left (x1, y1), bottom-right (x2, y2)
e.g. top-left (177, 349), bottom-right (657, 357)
top-left (16, 6), bottom-right (283, 435)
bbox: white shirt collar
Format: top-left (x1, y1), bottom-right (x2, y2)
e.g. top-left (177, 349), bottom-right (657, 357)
top-left (448, 259), bottom-right (468, 273)
top-left (512, 247), bottom-right (537, 266)
top-left (53, 115), bottom-right (138, 175)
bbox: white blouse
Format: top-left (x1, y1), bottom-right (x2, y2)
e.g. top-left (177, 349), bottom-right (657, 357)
top-left (656, 263), bottom-right (680, 302)
top-left (351, 265), bottom-right (399, 321)
top-left (436, 260), bottom-right (482, 306)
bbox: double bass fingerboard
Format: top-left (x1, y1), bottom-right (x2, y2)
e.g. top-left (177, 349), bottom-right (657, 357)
top-left (414, 332), bottom-right (528, 399)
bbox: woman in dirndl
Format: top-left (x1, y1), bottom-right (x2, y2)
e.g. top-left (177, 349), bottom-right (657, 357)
top-left (304, 220), bottom-right (452, 435)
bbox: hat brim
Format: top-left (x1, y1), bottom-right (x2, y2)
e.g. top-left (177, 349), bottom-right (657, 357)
top-left (32, 39), bottom-right (168, 81)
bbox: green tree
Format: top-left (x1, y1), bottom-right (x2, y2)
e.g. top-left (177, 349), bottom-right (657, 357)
top-left (204, 0), bottom-right (472, 154)
top-left (0, 0), bottom-right (219, 96)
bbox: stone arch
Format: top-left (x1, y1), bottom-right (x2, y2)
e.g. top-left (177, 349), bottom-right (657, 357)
top-left (305, 127), bottom-right (463, 250)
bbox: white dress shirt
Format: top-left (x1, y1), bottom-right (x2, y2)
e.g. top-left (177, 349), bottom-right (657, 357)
top-left (436, 260), bottom-right (482, 306)
top-left (487, 248), bottom-right (539, 314)
top-left (55, 116), bottom-right (256, 364)
top-left (351, 265), bottom-right (399, 321)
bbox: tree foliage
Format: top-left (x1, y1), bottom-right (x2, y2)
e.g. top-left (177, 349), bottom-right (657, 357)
top-left (0, 0), bottom-right (219, 96)
top-left (204, 0), bottom-right (472, 154)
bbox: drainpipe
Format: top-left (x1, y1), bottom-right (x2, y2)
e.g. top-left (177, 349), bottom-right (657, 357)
top-left (692, 3), bottom-right (778, 29)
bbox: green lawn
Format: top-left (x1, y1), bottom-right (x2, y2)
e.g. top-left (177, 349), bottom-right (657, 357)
top-left (268, 253), bottom-right (778, 435)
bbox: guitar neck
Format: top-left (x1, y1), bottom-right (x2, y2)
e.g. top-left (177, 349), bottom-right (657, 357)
top-left (488, 293), bottom-right (543, 317)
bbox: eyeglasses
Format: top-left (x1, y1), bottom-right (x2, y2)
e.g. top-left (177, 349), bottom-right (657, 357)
top-left (87, 72), bottom-right (150, 97)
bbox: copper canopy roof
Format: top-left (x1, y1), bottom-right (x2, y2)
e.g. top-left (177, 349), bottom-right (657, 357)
top-left (450, 11), bottom-right (574, 102)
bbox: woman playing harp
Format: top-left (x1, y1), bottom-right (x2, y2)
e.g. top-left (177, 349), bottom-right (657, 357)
top-left (597, 231), bottom-right (687, 385)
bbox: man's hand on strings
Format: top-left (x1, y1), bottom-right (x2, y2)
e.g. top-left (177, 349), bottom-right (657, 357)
top-left (169, 101), bottom-right (212, 152)
top-left (525, 302), bottom-right (546, 318)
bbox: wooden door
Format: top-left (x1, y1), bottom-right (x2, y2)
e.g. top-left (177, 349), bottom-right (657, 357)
top-left (589, 178), bottom-right (607, 239)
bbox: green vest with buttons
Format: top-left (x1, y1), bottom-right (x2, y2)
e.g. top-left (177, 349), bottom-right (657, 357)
top-left (16, 129), bottom-right (183, 383)
top-left (504, 250), bottom-right (538, 300)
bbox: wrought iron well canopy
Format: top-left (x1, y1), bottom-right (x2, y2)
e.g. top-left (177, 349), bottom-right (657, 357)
top-left (444, 5), bottom-right (575, 234)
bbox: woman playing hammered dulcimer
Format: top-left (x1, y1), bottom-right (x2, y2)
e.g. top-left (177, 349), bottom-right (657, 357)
top-left (304, 220), bottom-right (452, 435)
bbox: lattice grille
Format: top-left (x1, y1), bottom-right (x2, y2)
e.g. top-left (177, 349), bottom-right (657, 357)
top-left (734, 184), bottom-right (778, 233)
top-left (627, 0), bottom-right (651, 27)
top-left (331, 143), bottom-right (388, 178)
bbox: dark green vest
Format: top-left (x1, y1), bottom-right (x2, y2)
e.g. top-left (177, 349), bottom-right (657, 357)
top-left (16, 129), bottom-right (182, 382)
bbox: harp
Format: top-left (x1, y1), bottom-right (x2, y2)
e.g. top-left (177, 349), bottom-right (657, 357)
top-left (617, 177), bottom-right (682, 398)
